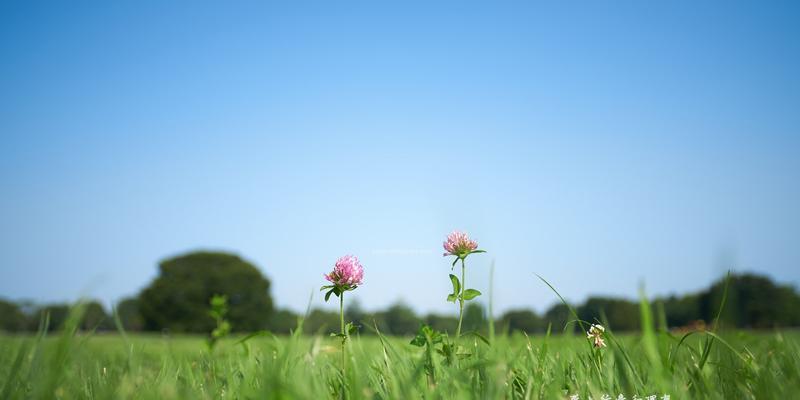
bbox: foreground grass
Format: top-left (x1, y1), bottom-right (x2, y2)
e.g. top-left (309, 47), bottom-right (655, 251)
top-left (0, 327), bottom-right (798, 399)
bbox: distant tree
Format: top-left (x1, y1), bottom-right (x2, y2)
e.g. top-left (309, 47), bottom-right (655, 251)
top-left (660, 294), bottom-right (702, 328)
top-left (578, 297), bottom-right (640, 332)
top-left (345, 299), bottom-right (366, 330)
top-left (0, 299), bottom-right (27, 332)
top-left (379, 302), bottom-right (419, 336)
top-left (303, 309), bottom-right (339, 334)
top-left (138, 251), bottom-right (273, 333)
top-left (116, 298), bottom-right (144, 331)
top-left (462, 302), bottom-right (485, 333)
top-left (15, 300), bottom-right (37, 317)
top-left (364, 312), bottom-right (387, 334)
top-left (424, 313), bottom-right (458, 335)
top-left (81, 301), bottom-right (113, 331)
top-left (499, 309), bottom-right (543, 334)
top-left (268, 309), bottom-right (299, 334)
top-left (30, 304), bottom-right (70, 332)
top-left (702, 273), bottom-right (800, 329)
top-left (543, 303), bottom-right (575, 334)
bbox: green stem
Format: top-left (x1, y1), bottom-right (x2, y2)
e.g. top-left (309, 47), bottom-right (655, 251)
top-left (340, 291), bottom-right (346, 376)
top-left (340, 291), bottom-right (345, 337)
top-left (456, 258), bottom-right (466, 338)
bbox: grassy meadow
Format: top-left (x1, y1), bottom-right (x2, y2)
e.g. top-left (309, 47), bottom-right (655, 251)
top-left (1, 317), bottom-right (798, 399)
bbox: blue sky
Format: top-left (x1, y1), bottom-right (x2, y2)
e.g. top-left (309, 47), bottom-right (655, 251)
top-left (1, 1), bottom-right (799, 315)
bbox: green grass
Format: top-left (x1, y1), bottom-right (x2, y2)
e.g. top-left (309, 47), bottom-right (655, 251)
top-left (0, 327), bottom-right (798, 399)
top-left (1, 278), bottom-right (798, 399)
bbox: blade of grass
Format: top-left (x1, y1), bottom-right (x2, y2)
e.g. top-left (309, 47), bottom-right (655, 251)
top-left (699, 271), bottom-right (731, 370)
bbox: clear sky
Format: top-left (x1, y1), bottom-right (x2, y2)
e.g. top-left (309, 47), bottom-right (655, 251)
top-left (1, 1), bottom-right (799, 315)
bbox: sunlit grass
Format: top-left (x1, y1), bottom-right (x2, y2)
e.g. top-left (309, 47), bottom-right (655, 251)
top-left (0, 322), bottom-right (798, 399)
top-left (1, 273), bottom-right (798, 399)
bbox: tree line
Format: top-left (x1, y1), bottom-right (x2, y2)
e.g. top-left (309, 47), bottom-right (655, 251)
top-left (2, 251), bottom-right (799, 335)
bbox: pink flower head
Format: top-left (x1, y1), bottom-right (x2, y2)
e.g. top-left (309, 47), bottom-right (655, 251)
top-left (324, 255), bottom-right (364, 289)
top-left (443, 230), bottom-right (479, 257)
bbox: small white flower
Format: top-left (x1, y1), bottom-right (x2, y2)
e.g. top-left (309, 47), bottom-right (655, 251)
top-left (587, 324), bottom-right (607, 348)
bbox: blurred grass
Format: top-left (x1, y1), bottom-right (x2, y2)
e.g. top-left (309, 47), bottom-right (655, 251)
top-left (1, 278), bottom-right (799, 400)
top-left (0, 328), bottom-right (798, 399)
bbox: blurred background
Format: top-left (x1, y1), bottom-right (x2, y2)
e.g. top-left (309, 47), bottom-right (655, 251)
top-left (1, 1), bottom-right (798, 334)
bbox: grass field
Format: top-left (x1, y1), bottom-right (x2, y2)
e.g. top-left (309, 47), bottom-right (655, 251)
top-left (1, 319), bottom-right (798, 399)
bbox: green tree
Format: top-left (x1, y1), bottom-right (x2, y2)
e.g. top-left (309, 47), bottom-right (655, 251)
top-left (379, 302), bottom-right (419, 336)
top-left (81, 301), bottom-right (113, 331)
top-left (499, 309), bottom-right (542, 334)
top-left (345, 299), bottom-right (366, 330)
top-left (138, 251), bottom-right (273, 333)
top-left (661, 293), bottom-right (701, 328)
top-left (424, 313), bottom-right (458, 335)
top-left (702, 273), bottom-right (800, 328)
top-left (269, 309), bottom-right (300, 334)
top-left (30, 304), bottom-right (70, 332)
top-left (0, 299), bottom-right (27, 332)
top-left (544, 303), bottom-right (575, 334)
top-left (116, 297), bottom-right (144, 331)
top-left (462, 302), bottom-right (485, 333)
top-left (303, 309), bottom-right (340, 334)
top-left (578, 297), bottom-right (640, 332)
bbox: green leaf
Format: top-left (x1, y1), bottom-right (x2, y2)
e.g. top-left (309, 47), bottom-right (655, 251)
top-left (410, 324), bottom-right (444, 347)
top-left (324, 288), bottom-right (336, 302)
top-left (449, 274), bottom-right (460, 294)
top-left (451, 258), bottom-right (459, 268)
top-left (346, 322), bottom-right (358, 335)
top-left (447, 274), bottom-right (461, 303)
top-left (469, 249), bottom-right (487, 254)
top-left (410, 324), bottom-right (431, 347)
top-left (462, 289), bottom-right (482, 300)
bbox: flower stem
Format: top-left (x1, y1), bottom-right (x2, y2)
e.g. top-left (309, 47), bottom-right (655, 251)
top-left (340, 291), bottom-right (346, 376)
top-left (456, 258), bottom-right (466, 338)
